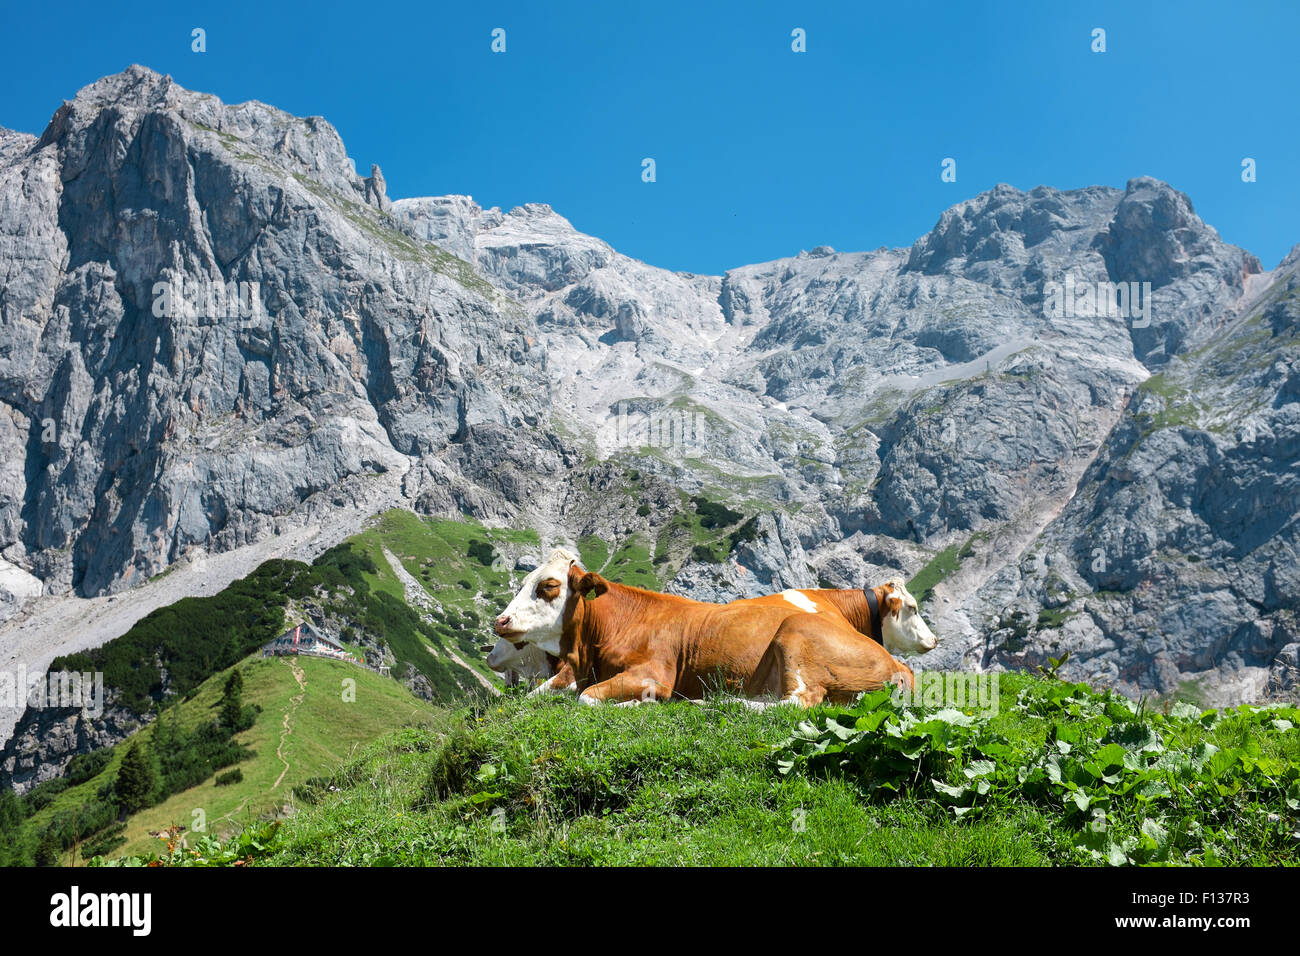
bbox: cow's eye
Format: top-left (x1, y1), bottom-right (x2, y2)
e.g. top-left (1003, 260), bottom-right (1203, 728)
top-left (536, 580), bottom-right (561, 601)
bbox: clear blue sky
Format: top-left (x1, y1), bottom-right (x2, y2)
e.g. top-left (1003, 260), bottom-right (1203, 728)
top-left (2, 0), bottom-right (1297, 273)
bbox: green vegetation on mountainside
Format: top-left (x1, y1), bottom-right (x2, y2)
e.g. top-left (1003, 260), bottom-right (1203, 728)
top-left (52, 561), bottom-right (296, 715)
top-left (654, 493), bottom-right (758, 566)
top-left (49, 510), bottom-right (535, 724)
top-left (2, 655), bottom-right (437, 864)
top-left (103, 674), bottom-right (1300, 867)
top-left (907, 532), bottom-right (987, 608)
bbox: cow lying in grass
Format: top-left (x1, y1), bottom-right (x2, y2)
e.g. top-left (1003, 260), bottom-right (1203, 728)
top-left (490, 548), bottom-right (935, 706)
top-left (733, 585), bottom-right (936, 659)
top-left (484, 581), bottom-right (935, 694)
top-left (742, 584), bottom-right (934, 707)
top-left (478, 638), bottom-right (559, 688)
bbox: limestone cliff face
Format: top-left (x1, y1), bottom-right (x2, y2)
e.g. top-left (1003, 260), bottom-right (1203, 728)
top-left (976, 258), bottom-right (1300, 704)
top-left (1, 66), bottom-right (1294, 714)
top-left (0, 66), bottom-right (554, 602)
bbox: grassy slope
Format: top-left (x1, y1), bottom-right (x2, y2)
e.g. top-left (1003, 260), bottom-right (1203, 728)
top-left (12, 507), bottom-right (669, 865)
top-left (283, 508), bottom-right (558, 695)
top-left (253, 695), bottom-right (1050, 866)
top-left (217, 673), bottom-right (1298, 867)
top-left (27, 654), bottom-right (438, 862)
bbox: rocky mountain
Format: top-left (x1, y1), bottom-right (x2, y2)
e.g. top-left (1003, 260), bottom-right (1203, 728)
top-left (1, 65), bottom-right (1294, 741)
top-left (0, 66), bottom-right (560, 606)
top-left (979, 252), bottom-right (1300, 702)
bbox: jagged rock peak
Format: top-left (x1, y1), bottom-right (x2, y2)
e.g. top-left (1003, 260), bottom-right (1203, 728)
top-left (36, 65), bottom-right (386, 211)
top-left (904, 182), bottom-right (1124, 275)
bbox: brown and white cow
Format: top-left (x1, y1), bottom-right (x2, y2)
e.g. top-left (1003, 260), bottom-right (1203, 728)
top-left (492, 549), bottom-right (928, 706)
top-left (743, 580), bottom-right (933, 707)
top-left (734, 583), bottom-right (936, 657)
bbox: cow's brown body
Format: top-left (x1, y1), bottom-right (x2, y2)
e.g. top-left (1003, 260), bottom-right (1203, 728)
top-left (522, 588), bottom-right (889, 697)
top-left (560, 566), bottom-right (913, 705)
top-left (735, 589), bottom-right (882, 638)
top-left (745, 607), bottom-right (915, 708)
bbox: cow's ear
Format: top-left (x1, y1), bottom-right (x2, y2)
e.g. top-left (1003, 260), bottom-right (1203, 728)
top-left (885, 594), bottom-right (903, 617)
top-left (578, 572), bottom-right (608, 599)
top-left (566, 562), bottom-right (586, 592)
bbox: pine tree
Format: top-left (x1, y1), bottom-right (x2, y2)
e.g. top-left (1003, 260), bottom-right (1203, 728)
top-left (114, 741), bottom-right (157, 817)
top-left (220, 668), bottom-right (245, 731)
top-left (34, 825), bottom-right (63, 867)
top-left (0, 787), bottom-right (22, 832)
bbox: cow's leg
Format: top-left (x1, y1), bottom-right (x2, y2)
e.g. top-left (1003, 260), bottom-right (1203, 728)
top-left (743, 641), bottom-right (782, 699)
top-left (743, 633), bottom-right (822, 706)
top-left (528, 673), bottom-right (565, 696)
top-left (528, 662), bottom-right (577, 697)
top-left (578, 667), bottom-right (674, 705)
top-left (763, 617), bottom-right (833, 708)
top-left (737, 645), bottom-right (801, 709)
top-left (780, 669), bottom-right (827, 708)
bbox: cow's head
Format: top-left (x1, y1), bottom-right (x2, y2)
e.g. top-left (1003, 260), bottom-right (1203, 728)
top-left (482, 637), bottom-right (553, 685)
top-left (879, 579), bottom-right (937, 655)
top-left (494, 547), bottom-right (605, 656)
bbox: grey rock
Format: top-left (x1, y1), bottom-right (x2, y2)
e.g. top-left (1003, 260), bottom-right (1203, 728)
top-left (0, 690), bottom-right (142, 794)
top-left (0, 65), bottom-right (554, 601)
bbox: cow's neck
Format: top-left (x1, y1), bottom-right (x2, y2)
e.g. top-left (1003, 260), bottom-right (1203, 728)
top-left (560, 582), bottom-right (679, 688)
top-left (561, 587), bottom-right (623, 688)
top-left (560, 592), bottom-right (591, 685)
top-left (822, 588), bottom-right (886, 643)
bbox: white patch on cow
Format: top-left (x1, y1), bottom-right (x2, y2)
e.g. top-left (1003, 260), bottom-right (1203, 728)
top-left (879, 578), bottom-right (938, 655)
top-left (495, 547), bottom-right (580, 656)
top-left (782, 669), bottom-right (808, 706)
top-left (781, 589), bottom-right (819, 613)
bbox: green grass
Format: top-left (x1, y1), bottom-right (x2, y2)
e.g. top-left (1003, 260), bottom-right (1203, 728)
top-left (111, 673), bottom-right (1299, 867)
top-left (207, 688), bottom-right (1056, 866)
top-left (908, 538), bottom-right (967, 607)
top-left (1134, 373), bottom-right (1202, 436)
top-left (353, 508), bottom-right (534, 610)
top-left (22, 654), bottom-right (439, 863)
top-left (780, 679), bottom-right (1300, 866)
top-left (603, 535), bottom-right (661, 590)
top-left (650, 493), bottom-right (754, 566)
top-left (576, 534), bottom-right (611, 574)
top-left (335, 509), bottom-right (551, 686)
top-left (1036, 607), bottom-right (1077, 630)
top-left (116, 656), bottom-right (438, 858)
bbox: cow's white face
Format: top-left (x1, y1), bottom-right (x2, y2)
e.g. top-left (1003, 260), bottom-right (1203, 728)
top-left (483, 637), bottom-right (553, 685)
top-left (880, 579), bottom-right (937, 655)
top-left (493, 548), bottom-right (579, 657)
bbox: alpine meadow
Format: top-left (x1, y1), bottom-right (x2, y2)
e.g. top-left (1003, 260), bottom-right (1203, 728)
top-left (0, 4), bottom-right (1297, 900)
